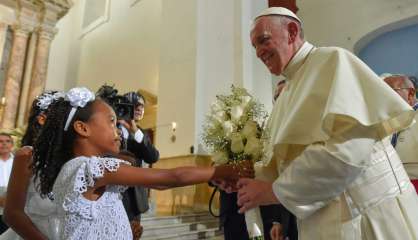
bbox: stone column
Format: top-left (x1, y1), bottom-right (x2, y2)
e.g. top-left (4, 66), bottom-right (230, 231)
top-left (0, 23), bottom-right (8, 66)
top-left (26, 27), bottom-right (57, 114)
top-left (17, 31), bottom-right (38, 127)
top-left (0, 25), bottom-right (31, 129)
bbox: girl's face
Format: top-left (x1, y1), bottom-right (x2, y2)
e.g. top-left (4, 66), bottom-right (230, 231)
top-left (84, 100), bottom-right (121, 155)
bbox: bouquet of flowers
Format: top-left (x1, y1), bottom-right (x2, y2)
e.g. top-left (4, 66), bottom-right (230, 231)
top-left (202, 85), bottom-right (269, 237)
top-left (201, 85), bottom-right (269, 166)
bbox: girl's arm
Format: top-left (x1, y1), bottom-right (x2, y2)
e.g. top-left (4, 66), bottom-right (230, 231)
top-left (97, 163), bottom-right (246, 189)
top-left (3, 147), bottom-right (47, 240)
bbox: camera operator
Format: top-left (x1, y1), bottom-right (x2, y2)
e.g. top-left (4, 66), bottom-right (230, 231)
top-left (96, 86), bottom-right (159, 239)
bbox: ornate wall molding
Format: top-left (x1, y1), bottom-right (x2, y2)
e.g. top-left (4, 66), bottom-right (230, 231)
top-left (0, 0), bottom-right (72, 128)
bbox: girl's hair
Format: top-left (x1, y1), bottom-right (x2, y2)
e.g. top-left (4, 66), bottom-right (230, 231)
top-left (21, 91), bottom-right (58, 146)
top-left (33, 98), bottom-right (97, 196)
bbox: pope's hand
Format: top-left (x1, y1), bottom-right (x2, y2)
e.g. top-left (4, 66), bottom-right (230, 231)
top-left (237, 178), bottom-right (279, 213)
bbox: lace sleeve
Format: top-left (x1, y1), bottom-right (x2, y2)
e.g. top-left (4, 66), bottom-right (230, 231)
top-left (53, 156), bottom-right (130, 220)
top-left (73, 157), bottom-right (130, 193)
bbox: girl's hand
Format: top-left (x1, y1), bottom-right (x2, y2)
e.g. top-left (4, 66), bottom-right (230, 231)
top-left (211, 164), bottom-right (238, 182)
top-left (236, 160), bottom-right (255, 178)
top-left (211, 160), bottom-right (255, 182)
top-left (15, 146), bottom-right (33, 160)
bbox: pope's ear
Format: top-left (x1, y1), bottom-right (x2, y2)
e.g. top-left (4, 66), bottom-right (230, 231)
top-left (73, 120), bottom-right (90, 137)
top-left (287, 21), bottom-right (299, 43)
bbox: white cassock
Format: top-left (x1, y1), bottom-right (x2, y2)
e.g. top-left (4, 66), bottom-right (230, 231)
top-left (252, 41), bottom-right (418, 240)
top-left (394, 109), bottom-right (418, 180)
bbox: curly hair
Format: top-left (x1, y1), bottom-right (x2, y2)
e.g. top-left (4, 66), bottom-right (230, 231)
top-left (21, 91), bottom-right (59, 146)
top-left (32, 98), bottom-right (97, 196)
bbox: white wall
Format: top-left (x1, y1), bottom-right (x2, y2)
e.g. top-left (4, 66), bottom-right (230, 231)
top-left (297, 0), bottom-right (418, 52)
top-left (46, 0), bottom-right (83, 91)
top-left (76, 0), bottom-right (161, 94)
top-left (193, 0), bottom-right (271, 155)
top-left (156, 0), bottom-right (197, 158)
top-left (194, 0), bottom-right (237, 154)
top-left (46, 0), bottom-right (161, 95)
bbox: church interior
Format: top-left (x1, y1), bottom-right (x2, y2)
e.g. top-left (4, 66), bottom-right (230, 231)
top-left (0, 0), bottom-right (417, 239)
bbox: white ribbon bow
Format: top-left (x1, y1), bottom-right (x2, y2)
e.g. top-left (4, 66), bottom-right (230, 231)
top-left (36, 91), bottom-right (65, 110)
top-left (64, 87), bottom-right (95, 131)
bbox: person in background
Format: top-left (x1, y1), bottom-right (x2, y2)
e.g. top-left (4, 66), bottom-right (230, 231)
top-left (118, 91), bottom-right (159, 239)
top-left (0, 133), bottom-right (13, 234)
top-left (382, 73), bottom-right (418, 192)
top-left (96, 86), bottom-right (159, 238)
top-left (1, 91), bottom-right (63, 240)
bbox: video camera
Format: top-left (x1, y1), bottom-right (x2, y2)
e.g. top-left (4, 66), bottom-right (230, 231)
top-left (96, 85), bottom-right (135, 121)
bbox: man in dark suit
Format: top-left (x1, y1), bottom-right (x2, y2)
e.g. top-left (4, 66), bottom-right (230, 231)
top-left (217, 191), bottom-right (297, 240)
top-left (219, 191), bottom-right (250, 240)
top-left (118, 92), bottom-right (160, 238)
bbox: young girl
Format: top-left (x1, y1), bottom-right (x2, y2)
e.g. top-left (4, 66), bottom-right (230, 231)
top-left (1, 91), bottom-right (64, 240)
top-left (32, 87), bottom-right (251, 239)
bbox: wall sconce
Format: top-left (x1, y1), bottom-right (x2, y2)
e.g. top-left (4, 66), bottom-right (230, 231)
top-left (170, 121), bottom-right (177, 142)
top-left (0, 97), bottom-right (6, 121)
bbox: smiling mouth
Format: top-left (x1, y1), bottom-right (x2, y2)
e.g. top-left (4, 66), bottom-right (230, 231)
top-left (262, 53), bottom-right (273, 65)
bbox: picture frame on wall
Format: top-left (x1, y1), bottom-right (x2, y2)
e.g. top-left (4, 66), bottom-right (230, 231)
top-left (80, 0), bottom-right (111, 38)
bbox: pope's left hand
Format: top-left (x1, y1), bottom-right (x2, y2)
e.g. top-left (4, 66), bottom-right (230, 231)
top-left (237, 178), bottom-right (279, 213)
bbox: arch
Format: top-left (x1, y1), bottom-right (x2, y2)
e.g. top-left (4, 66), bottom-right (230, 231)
top-left (354, 14), bottom-right (418, 55)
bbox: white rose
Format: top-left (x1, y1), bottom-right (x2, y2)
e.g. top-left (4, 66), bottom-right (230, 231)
top-left (241, 121), bottom-right (258, 138)
top-left (214, 110), bottom-right (227, 122)
top-left (212, 151), bottom-right (229, 165)
top-left (211, 101), bottom-right (223, 113)
top-left (231, 105), bottom-right (244, 122)
top-left (222, 121), bottom-right (234, 137)
top-left (231, 133), bottom-right (244, 153)
top-left (244, 136), bottom-right (262, 157)
top-left (240, 95), bottom-right (252, 108)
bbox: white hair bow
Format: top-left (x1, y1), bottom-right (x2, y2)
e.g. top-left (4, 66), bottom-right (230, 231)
top-left (64, 87), bottom-right (95, 131)
top-left (36, 91), bottom-right (65, 110)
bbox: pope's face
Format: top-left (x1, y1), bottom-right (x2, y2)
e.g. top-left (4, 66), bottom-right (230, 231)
top-left (251, 17), bottom-right (294, 75)
top-left (251, 16), bottom-right (293, 75)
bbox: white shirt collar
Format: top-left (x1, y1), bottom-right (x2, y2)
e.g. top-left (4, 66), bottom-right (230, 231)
top-left (282, 41), bottom-right (315, 79)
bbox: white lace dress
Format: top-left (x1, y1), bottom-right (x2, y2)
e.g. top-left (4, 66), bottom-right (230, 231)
top-left (53, 156), bottom-right (132, 240)
top-left (0, 180), bottom-right (60, 240)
